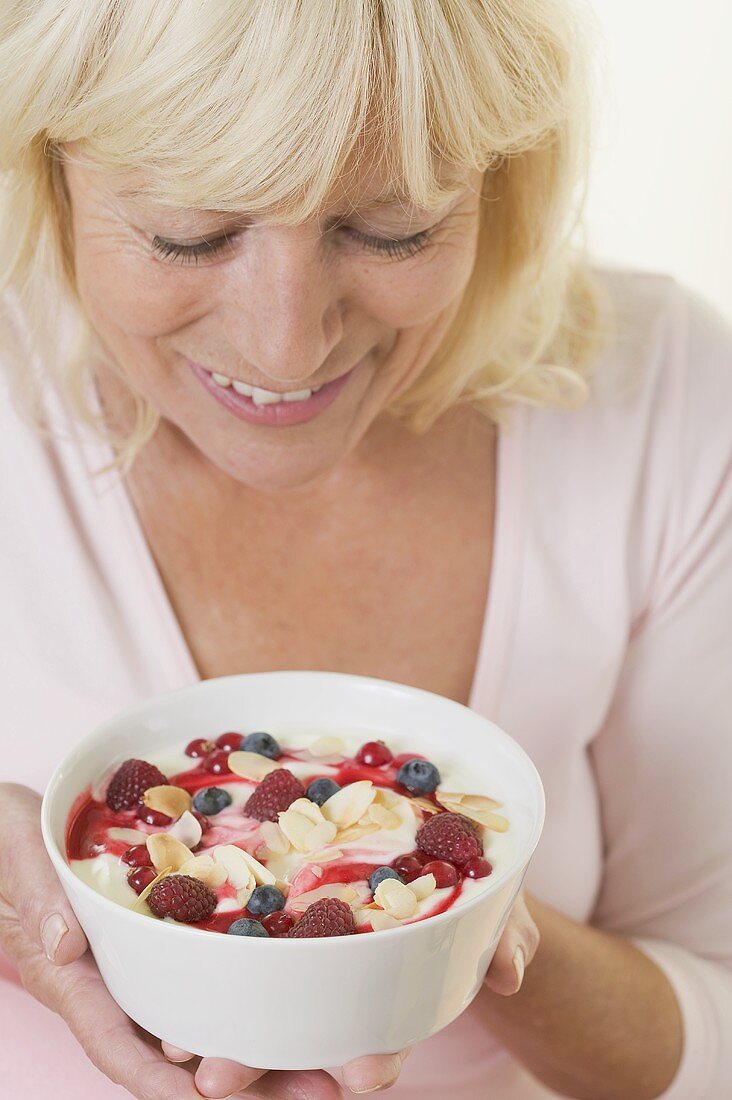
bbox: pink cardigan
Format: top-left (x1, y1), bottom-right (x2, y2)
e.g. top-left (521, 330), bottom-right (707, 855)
top-left (1, 266), bottom-right (730, 1098)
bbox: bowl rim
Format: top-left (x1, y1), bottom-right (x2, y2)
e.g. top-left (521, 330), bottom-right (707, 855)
top-left (41, 670), bottom-right (545, 947)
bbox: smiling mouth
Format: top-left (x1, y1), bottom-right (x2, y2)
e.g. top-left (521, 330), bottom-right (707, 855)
top-left (201, 370), bottom-right (324, 406)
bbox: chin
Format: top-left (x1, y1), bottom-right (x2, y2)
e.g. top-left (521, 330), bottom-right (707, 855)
top-left (206, 445), bottom-right (345, 493)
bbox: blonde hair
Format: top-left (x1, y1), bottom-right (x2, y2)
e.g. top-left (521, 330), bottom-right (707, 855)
top-left (0, 0), bottom-right (615, 466)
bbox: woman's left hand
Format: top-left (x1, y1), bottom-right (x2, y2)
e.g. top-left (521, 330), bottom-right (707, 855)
top-left (159, 891), bottom-right (539, 1097)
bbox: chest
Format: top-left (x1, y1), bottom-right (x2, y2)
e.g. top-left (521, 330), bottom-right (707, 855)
top-left (131, 430), bottom-right (496, 704)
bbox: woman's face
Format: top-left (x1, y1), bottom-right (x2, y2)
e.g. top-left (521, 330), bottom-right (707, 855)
top-left (63, 153), bottom-right (484, 491)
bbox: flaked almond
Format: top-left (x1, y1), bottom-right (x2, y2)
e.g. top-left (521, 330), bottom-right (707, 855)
top-left (107, 827), bottom-right (146, 844)
top-left (287, 798), bottom-right (326, 826)
top-left (335, 821), bottom-right (381, 845)
top-left (278, 809), bottom-right (317, 852)
top-left (227, 750), bottom-right (281, 781)
top-left (290, 883), bottom-right (358, 912)
top-left (212, 844), bottom-right (260, 889)
top-left (321, 780), bottom-right (376, 828)
top-left (259, 820), bottom-right (290, 855)
top-left (373, 787), bottom-right (402, 811)
top-left (237, 882), bottom-right (255, 908)
top-left (307, 735), bottom-right (345, 758)
top-left (374, 878), bottom-right (418, 919)
top-left (132, 865), bottom-right (172, 911)
top-left (436, 791), bottom-right (502, 812)
top-left (237, 847), bottom-right (277, 885)
top-left (142, 784), bottom-right (192, 819)
top-left (274, 878), bottom-right (290, 897)
top-left (306, 820), bottom-right (338, 850)
top-left (439, 798), bottom-right (509, 832)
top-left (409, 797), bottom-right (441, 816)
top-left (307, 848), bottom-right (343, 863)
top-left (179, 855), bottom-right (228, 889)
top-left (368, 802), bottom-right (401, 830)
top-left (370, 910), bottom-right (403, 932)
top-left (310, 864), bottom-right (324, 879)
top-left (146, 833), bottom-right (194, 872)
top-left (167, 809), bottom-right (202, 849)
top-left (408, 873), bottom-right (437, 901)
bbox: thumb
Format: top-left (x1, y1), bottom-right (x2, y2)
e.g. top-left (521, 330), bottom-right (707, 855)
top-left (0, 783), bottom-right (88, 965)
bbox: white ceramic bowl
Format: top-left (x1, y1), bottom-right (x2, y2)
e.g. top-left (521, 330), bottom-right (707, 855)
top-left (41, 671), bottom-right (544, 1070)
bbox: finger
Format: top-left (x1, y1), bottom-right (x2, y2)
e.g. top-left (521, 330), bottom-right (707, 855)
top-left (55, 953), bottom-right (204, 1100)
top-left (161, 1040), bottom-right (196, 1063)
top-left (483, 892), bottom-right (540, 997)
top-left (194, 1058), bottom-right (268, 1098)
top-left (193, 1064), bottom-right (343, 1100)
top-left (342, 1049), bottom-right (412, 1094)
top-left (0, 784), bottom-right (88, 965)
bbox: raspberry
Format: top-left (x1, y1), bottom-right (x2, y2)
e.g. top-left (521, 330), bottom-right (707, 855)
top-left (416, 812), bottom-right (483, 867)
top-left (243, 768), bottom-right (305, 822)
top-left (288, 898), bottom-right (356, 938)
top-left (106, 759), bottom-right (169, 811)
top-left (148, 874), bottom-right (217, 923)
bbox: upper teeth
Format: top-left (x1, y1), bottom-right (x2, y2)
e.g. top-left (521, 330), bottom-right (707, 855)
top-left (210, 371), bottom-right (318, 405)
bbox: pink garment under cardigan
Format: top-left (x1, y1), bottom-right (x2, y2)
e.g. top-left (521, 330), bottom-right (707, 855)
top-left (1, 266), bottom-right (731, 1099)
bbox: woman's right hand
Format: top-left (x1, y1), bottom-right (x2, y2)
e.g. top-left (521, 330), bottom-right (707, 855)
top-left (0, 783), bottom-right (210, 1099)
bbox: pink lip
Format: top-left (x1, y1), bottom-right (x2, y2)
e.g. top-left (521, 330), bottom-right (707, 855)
top-left (187, 358), bottom-right (362, 427)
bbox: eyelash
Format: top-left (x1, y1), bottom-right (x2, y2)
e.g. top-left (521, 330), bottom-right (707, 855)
top-left (149, 227), bottom-right (433, 266)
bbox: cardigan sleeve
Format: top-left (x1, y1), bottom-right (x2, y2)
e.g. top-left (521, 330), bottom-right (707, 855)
top-left (589, 283), bottom-right (732, 1098)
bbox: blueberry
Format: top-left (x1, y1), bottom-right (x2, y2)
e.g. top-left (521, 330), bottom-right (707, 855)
top-left (368, 866), bottom-right (404, 893)
top-left (306, 777), bottom-right (341, 805)
top-left (227, 917), bottom-right (269, 937)
top-left (241, 731), bottom-right (282, 759)
top-left (396, 758), bottom-right (441, 795)
top-left (192, 787), bottom-right (232, 816)
top-left (247, 885), bottom-right (286, 916)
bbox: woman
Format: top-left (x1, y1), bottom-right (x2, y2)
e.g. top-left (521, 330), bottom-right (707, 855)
top-left (0, 1), bottom-right (730, 1098)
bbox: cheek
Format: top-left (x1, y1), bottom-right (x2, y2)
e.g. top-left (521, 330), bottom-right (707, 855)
top-left (356, 240), bottom-right (478, 328)
top-left (73, 236), bottom-right (208, 339)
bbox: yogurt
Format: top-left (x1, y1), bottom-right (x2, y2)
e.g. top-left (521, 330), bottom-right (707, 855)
top-left (66, 726), bottom-right (512, 936)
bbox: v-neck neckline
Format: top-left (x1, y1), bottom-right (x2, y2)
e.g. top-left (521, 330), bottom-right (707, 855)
top-left (75, 384), bottom-right (527, 718)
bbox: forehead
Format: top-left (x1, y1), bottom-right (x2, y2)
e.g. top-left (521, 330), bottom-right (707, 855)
top-left (109, 151), bottom-right (470, 219)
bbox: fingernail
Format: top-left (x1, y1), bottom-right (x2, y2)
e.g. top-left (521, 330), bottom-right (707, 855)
top-left (41, 913), bottom-right (68, 962)
top-left (513, 945), bottom-right (526, 990)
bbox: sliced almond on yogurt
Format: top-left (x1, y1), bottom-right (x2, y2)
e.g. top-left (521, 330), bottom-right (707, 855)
top-left (287, 798), bottom-right (327, 826)
top-left (321, 781), bottom-right (376, 828)
top-left (436, 791), bottom-right (502, 812)
top-left (236, 881), bottom-right (255, 908)
top-left (367, 802), bottom-right (401, 830)
top-left (132, 865), bottom-right (172, 911)
top-left (438, 797), bottom-right (509, 832)
top-left (167, 810), bottom-right (203, 849)
top-left (408, 873), bottom-right (437, 900)
top-left (370, 910), bottom-right (403, 931)
top-left (108, 827), bottom-right (146, 844)
top-left (179, 855), bottom-right (228, 889)
top-left (146, 833), bottom-right (195, 872)
top-left (290, 883), bottom-right (359, 912)
top-left (307, 848), bottom-right (343, 863)
top-left (142, 785), bottom-right (192, 819)
top-left (306, 735), bottom-right (345, 757)
top-left (227, 751), bottom-right (281, 781)
top-left (335, 821), bottom-right (381, 845)
top-left (409, 797), bottom-right (441, 816)
top-left (373, 788), bottom-right (402, 810)
top-left (259, 820), bottom-right (290, 854)
top-left (278, 809), bottom-right (318, 851)
top-left (374, 878), bottom-right (418, 919)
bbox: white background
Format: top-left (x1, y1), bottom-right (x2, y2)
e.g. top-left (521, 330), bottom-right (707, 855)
top-left (582, 0), bottom-right (732, 321)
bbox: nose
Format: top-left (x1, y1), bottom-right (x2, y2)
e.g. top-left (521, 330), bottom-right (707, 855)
top-left (222, 225), bottom-right (344, 386)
